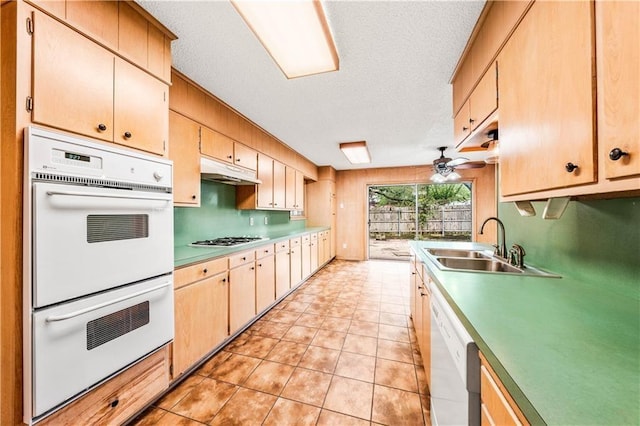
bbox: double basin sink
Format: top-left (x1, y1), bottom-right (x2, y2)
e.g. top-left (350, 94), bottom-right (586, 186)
top-left (424, 248), bottom-right (560, 277)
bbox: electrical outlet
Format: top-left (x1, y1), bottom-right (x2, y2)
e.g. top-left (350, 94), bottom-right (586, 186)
top-left (264, 217), bottom-right (268, 225)
top-left (249, 217), bottom-right (254, 226)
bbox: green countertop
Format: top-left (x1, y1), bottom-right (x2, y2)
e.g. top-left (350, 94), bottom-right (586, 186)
top-left (410, 241), bottom-right (639, 425)
top-left (174, 227), bottom-right (330, 268)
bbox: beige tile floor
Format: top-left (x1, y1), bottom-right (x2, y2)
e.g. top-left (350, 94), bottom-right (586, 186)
top-left (134, 260), bottom-right (429, 425)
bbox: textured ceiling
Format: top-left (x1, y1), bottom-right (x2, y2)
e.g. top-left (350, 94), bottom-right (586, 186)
top-left (139, 1), bottom-right (486, 170)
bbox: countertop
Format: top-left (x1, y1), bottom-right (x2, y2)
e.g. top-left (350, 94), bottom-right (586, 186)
top-left (174, 227), bottom-right (330, 268)
top-left (410, 241), bottom-right (639, 425)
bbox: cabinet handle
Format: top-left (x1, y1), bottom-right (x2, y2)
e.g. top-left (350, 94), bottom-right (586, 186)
top-left (609, 148), bottom-right (629, 161)
top-left (123, 131), bottom-right (132, 139)
top-left (469, 118), bottom-right (475, 124)
top-left (97, 123), bottom-right (107, 132)
top-left (110, 398), bottom-right (119, 409)
top-left (565, 162), bottom-right (579, 173)
top-left (462, 126), bottom-right (469, 131)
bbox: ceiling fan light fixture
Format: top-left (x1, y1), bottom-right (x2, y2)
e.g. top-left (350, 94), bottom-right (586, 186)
top-left (340, 141), bottom-right (371, 164)
top-left (446, 171), bottom-right (461, 181)
top-left (231, 0), bottom-right (339, 79)
top-left (430, 172), bottom-right (446, 183)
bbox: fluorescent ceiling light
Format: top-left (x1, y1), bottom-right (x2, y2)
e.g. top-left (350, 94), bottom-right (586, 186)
top-left (231, 0), bottom-right (339, 79)
top-left (340, 141), bottom-right (371, 164)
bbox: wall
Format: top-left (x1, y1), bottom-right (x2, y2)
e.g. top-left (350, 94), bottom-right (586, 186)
top-left (174, 180), bottom-right (305, 246)
top-left (499, 197), bottom-right (640, 293)
top-left (335, 164), bottom-right (497, 260)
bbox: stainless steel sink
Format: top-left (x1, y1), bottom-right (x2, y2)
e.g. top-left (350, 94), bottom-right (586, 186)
top-left (436, 257), bottom-right (523, 273)
top-left (425, 248), bottom-right (491, 259)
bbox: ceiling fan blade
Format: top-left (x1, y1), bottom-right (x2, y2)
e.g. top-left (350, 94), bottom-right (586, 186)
top-left (454, 161), bottom-right (486, 169)
top-left (446, 157), bottom-right (470, 168)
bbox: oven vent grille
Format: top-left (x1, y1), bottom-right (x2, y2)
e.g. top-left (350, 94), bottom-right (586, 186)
top-left (87, 214), bottom-right (149, 243)
top-left (32, 172), bottom-right (171, 193)
top-left (86, 301), bottom-right (150, 350)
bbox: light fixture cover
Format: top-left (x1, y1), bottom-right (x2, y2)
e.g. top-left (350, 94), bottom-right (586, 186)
top-left (340, 141), bottom-right (371, 164)
top-left (231, 0), bottom-right (339, 79)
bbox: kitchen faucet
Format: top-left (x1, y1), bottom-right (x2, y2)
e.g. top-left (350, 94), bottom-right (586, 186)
top-left (479, 216), bottom-right (507, 259)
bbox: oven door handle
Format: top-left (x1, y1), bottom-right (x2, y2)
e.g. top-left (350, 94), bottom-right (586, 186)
top-left (45, 282), bottom-right (172, 322)
top-left (46, 190), bottom-right (171, 202)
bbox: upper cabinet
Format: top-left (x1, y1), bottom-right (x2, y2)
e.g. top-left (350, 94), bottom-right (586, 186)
top-left (169, 111), bottom-right (201, 206)
top-left (285, 167), bottom-right (304, 210)
top-left (498, 1), bottom-right (596, 196)
top-left (237, 154), bottom-right (286, 210)
top-left (30, 6), bottom-right (171, 155)
top-left (596, 1), bottom-right (640, 180)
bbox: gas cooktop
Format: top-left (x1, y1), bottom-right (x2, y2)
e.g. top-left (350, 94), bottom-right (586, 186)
top-left (189, 236), bottom-right (268, 248)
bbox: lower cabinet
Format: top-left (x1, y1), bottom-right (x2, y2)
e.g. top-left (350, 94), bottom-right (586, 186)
top-left (301, 234), bottom-right (312, 279)
top-left (479, 352), bottom-right (529, 426)
top-left (255, 246), bottom-right (276, 313)
top-left (38, 347), bottom-right (169, 425)
top-left (173, 270), bottom-right (228, 378)
top-left (410, 251), bottom-right (431, 391)
top-left (229, 254), bottom-right (257, 334)
top-left (289, 237), bottom-right (303, 288)
top-left (275, 241), bottom-right (291, 299)
top-left (310, 233), bottom-right (319, 272)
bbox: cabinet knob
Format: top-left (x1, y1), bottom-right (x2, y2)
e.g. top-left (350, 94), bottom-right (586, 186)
top-left (203, 268), bottom-right (208, 274)
top-left (236, 158), bottom-right (240, 162)
top-left (192, 195), bottom-right (197, 200)
top-left (227, 155), bottom-right (233, 159)
top-left (258, 263), bottom-right (262, 267)
top-left (123, 131), bottom-right (132, 139)
top-left (241, 257), bottom-right (246, 261)
top-left (250, 266), bottom-right (255, 270)
top-left (110, 399), bottom-right (119, 409)
top-left (222, 278), bottom-right (227, 283)
top-left (609, 148), bottom-right (629, 161)
top-left (469, 118), bottom-right (475, 124)
top-left (462, 126), bottom-right (469, 131)
top-left (97, 123), bottom-right (107, 132)
top-left (565, 162), bottom-right (579, 173)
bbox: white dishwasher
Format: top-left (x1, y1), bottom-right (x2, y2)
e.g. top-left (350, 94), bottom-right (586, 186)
top-left (430, 280), bottom-right (480, 426)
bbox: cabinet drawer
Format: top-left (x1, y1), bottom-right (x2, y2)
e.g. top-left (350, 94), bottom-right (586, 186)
top-left (39, 347), bottom-right (169, 425)
top-left (256, 244), bottom-right (275, 259)
top-left (480, 365), bottom-right (526, 426)
top-left (174, 257), bottom-right (227, 289)
top-left (275, 240), bottom-right (290, 253)
top-left (228, 251), bottom-right (255, 269)
top-left (289, 237), bottom-right (302, 248)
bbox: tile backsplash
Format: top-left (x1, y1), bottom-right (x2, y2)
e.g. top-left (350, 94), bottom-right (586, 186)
top-left (174, 181), bottom-right (305, 247)
top-left (499, 197), bottom-right (639, 296)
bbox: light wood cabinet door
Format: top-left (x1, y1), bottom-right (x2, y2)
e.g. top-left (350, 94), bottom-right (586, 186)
top-left (30, 0), bottom-right (65, 19)
top-left (257, 154), bottom-right (274, 208)
top-left (479, 353), bottom-right (529, 426)
top-left (173, 272), bottom-right (228, 378)
top-left (201, 127), bottom-right (234, 164)
top-left (256, 255), bottom-right (275, 313)
top-left (32, 11), bottom-right (114, 142)
top-left (273, 160), bottom-right (286, 209)
top-left (289, 242), bottom-right (303, 288)
top-left (169, 111), bottom-right (200, 205)
top-left (114, 58), bottom-right (168, 155)
top-left (285, 167), bottom-right (296, 209)
top-left (66, 0), bottom-right (119, 48)
top-left (294, 170), bottom-right (305, 210)
top-left (321, 231), bottom-right (331, 264)
top-left (310, 235), bottom-right (319, 273)
top-left (118, 2), bottom-right (148, 67)
top-left (596, 1), bottom-right (640, 180)
top-left (229, 262), bottom-right (256, 334)
top-left (409, 256), bottom-right (418, 321)
top-left (469, 62), bottom-right (498, 131)
top-left (234, 143), bottom-right (257, 171)
top-left (301, 238), bottom-right (311, 279)
top-left (275, 249), bottom-right (291, 299)
top-left (414, 273), bottom-right (424, 350)
top-left (453, 100), bottom-right (471, 146)
top-left (499, 1), bottom-right (596, 196)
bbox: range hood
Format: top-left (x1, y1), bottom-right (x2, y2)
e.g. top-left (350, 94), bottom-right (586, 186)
top-left (200, 157), bottom-right (261, 185)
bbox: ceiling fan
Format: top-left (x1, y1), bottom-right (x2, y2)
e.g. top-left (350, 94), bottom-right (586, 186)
top-left (430, 146), bottom-right (485, 182)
